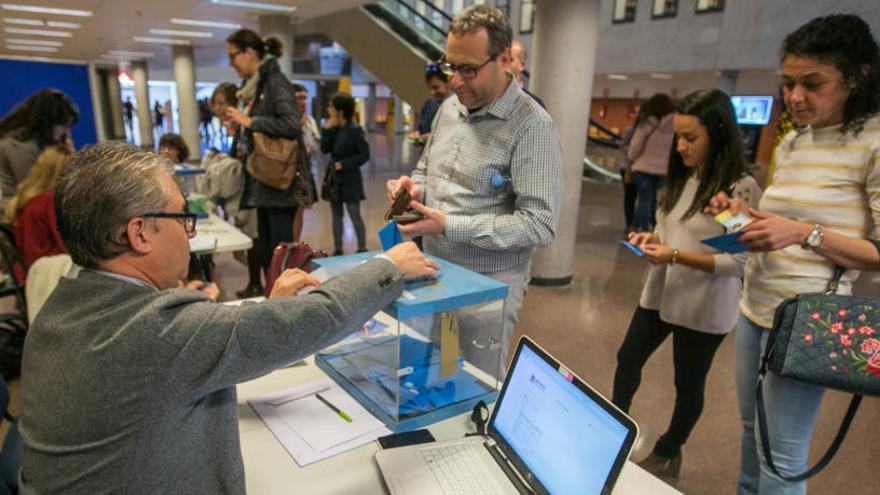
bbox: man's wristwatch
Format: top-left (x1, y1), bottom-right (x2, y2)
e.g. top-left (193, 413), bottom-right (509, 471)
top-left (802, 224), bottom-right (824, 250)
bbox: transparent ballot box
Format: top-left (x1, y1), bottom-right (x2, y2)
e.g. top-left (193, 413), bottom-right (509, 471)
top-left (313, 252), bottom-right (508, 432)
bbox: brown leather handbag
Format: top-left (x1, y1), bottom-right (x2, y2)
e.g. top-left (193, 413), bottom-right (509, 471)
top-left (246, 132), bottom-right (299, 190)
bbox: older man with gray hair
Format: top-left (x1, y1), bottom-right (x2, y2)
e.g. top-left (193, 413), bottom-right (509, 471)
top-left (19, 142), bottom-right (439, 494)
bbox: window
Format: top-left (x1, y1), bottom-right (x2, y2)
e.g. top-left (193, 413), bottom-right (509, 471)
top-left (519, 0), bottom-right (535, 34)
top-left (696, 0), bottom-right (724, 14)
top-left (652, 0), bottom-right (677, 18)
top-left (612, 0), bottom-right (637, 24)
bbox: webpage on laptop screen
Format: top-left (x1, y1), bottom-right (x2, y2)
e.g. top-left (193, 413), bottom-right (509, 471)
top-left (493, 346), bottom-right (629, 495)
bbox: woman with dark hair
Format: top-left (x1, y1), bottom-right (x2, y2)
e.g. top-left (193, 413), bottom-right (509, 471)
top-left (0, 88), bottom-right (79, 204)
top-left (612, 88), bottom-right (761, 482)
top-left (703, 15), bottom-right (880, 494)
top-left (321, 92), bottom-right (370, 255)
top-left (628, 93), bottom-right (676, 231)
top-left (223, 28), bottom-right (311, 277)
top-left (158, 133), bottom-right (189, 163)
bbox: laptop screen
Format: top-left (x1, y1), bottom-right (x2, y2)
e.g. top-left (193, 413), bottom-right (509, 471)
top-left (490, 341), bottom-right (636, 495)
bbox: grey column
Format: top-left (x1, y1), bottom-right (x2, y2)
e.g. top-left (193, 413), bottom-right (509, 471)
top-left (366, 82), bottom-right (377, 132)
top-left (529, 0), bottom-right (600, 286)
top-left (392, 94), bottom-right (404, 134)
top-left (132, 60), bottom-right (153, 149)
top-left (87, 63), bottom-right (108, 142)
top-left (718, 69), bottom-right (739, 95)
top-left (172, 44), bottom-right (200, 161)
top-left (259, 14), bottom-right (293, 79)
top-left (104, 68), bottom-right (125, 140)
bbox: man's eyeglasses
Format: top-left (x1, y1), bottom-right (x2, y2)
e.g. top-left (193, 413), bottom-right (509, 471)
top-left (142, 212), bottom-right (198, 235)
top-left (438, 54), bottom-right (498, 80)
top-left (228, 50), bottom-right (241, 62)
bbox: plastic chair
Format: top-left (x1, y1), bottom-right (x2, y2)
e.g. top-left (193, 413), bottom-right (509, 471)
top-left (0, 375), bottom-right (19, 494)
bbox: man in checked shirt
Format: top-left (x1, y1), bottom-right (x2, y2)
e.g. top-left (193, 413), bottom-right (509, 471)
top-left (389, 5), bottom-right (562, 377)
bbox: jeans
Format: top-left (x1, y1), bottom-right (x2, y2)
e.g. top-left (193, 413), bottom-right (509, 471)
top-left (735, 314), bottom-right (825, 495)
top-left (633, 172), bottom-right (664, 231)
top-left (612, 307), bottom-right (726, 458)
top-left (330, 200), bottom-right (366, 252)
top-left (620, 170), bottom-right (637, 229)
top-left (256, 206), bottom-right (297, 274)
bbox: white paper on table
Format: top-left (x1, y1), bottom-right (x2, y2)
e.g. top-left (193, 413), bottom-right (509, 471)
top-left (249, 379), bottom-right (391, 466)
top-left (189, 235), bottom-right (217, 252)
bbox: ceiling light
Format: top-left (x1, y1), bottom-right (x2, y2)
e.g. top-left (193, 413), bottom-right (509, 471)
top-left (5, 38), bottom-right (62, 46)
top-left (606, 74), bottom-right (628, 80)
top-left (149, 28), bottom-right (212, 38)
top-left (6, 44), bottom-right (58, 52)
top-left (133, 36), bottom-right (191, 46)
top-left (47, 21), bottom-right (80, 29)
top-left (1, 4), bottom-right (93, 17)
top-left (4, 27), bottom-right (73, 37)
top-left (3, 17), bottom-right (42, 25)
top-left (171, 18), bottom-right (241, 29)
top-left (209, 0), bottom-right (297, 13)
top-left (650, 72), bottom-right (673, 80)
top-left (108, 50), bottom-right (154, 58)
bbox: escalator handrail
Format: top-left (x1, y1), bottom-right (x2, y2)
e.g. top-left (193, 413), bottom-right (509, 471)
top-left (589, 118), bottom-right (622, 141)
top-left (588, 136), bottom-right (620, 148)
top-left (386, 0), bottom-right (449, 42)
top-left (411, 0), bottom-right (453, 23)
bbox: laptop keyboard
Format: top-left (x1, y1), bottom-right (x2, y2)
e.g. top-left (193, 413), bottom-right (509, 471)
top-left (419, 442), bottom-right (506, 495)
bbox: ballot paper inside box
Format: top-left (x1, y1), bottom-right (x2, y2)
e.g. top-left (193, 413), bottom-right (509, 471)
top-left (313, 252), bottom-right (508, 432)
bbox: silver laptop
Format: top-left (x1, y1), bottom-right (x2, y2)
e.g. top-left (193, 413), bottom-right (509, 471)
top-left (375, 336), bottom-right (639, 495)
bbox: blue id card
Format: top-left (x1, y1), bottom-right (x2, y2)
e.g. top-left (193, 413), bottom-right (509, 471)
top-left (379, 220), bottom-right (404, 250)
top-left (701, 231), bottom-right (747, 253)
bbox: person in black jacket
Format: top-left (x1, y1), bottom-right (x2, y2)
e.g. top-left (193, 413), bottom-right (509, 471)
top-left (321, 92), bottom-right (369, 255)
top-left (223, 28), bottom-right (311, 277)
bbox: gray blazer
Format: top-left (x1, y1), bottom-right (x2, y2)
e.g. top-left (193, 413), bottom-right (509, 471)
top-left (19, 258), bottom-right (404, 494)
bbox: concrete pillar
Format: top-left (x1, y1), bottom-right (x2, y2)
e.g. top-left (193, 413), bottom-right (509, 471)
top-left (718, 70), bottom-right (739, 95)
top-left (172, 44), bottom-right (200, 161)
top-left (87, 63), bottom-right (108, 143)
top-left (259, 14), bottom-right (293, 79)
top-left (366, 82), bottom-right (377, 132)
top-left (132, 60), bottom-right (153, 150)
top-left (529, 0), bottom-right (600, 286)
top-left (104, 69), bottom-right (125, 140)
top-left (393, 94), bottom-right (405, 134)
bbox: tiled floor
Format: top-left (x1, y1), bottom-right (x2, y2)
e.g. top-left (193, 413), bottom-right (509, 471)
top-left (8, 132), bottom-right (878, 493)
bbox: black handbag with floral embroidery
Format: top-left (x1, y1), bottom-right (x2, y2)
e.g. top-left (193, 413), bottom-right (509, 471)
top-left (757, 266), bottom-right (879, 481)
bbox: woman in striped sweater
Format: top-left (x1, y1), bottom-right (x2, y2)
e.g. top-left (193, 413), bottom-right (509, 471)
top-left (711, 14), bottom-right (880, 495)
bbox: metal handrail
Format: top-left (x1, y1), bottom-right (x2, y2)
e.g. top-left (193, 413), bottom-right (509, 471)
top-left (387, 0), bottom-right (448, 42)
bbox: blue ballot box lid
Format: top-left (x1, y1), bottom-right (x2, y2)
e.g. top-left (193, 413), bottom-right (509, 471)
top-left (313, 251), bottom-right (508, 320)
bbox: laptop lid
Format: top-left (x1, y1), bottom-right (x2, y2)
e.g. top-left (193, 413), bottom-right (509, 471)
top-left (487, 337), bottom-right (638, 495)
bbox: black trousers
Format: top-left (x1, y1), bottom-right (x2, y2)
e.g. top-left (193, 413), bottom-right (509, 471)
top-left (620, 170), bottom-right (636, 229)
top-left (612, 306), bottom-right (726, 458)
top-left (255, 206), bottom-right (297, 274)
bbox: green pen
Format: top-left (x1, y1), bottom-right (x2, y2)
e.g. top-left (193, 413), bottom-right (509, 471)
top-left (315, 393), bottom-right (353, 423)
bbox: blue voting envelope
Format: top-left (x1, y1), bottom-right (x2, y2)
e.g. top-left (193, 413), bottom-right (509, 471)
top-left (701, 231), bottom-right (747, 253)
top-left (379, 220), bottom-right (404, 250)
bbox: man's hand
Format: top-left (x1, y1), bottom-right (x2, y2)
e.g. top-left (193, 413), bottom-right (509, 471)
top-left (397, 201), bottom-right (446, 237)
top-left (386, 175), bottom-right (423, 203)
top-left (703, 191), bottom-right (744, 216)
top-left (334, 161), bottom-right (343, 171)
top-left (268, 269), bottom-right (321, 299)
top-left (384, 242), bottom-right (441, 280)
top-left (183, 280), bottom-right (220, 302)
top-left (739, 209), bottom-right (812, 252)
top-left (222, 107), bottom-right (252, 128)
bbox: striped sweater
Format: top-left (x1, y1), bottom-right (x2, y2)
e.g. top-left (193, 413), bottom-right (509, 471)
top-left (741, 115), bottom-right (880, 328)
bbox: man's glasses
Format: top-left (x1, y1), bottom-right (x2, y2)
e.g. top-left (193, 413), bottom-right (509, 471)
top-left (438, 54), bottom-right (498, 80)
top-left (228, 50), bottom-right (241, 62)
top-left (142, 212), bottom-right (198, 235)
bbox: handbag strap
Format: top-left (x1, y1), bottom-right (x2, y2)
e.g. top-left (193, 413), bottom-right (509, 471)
top-left (755, 373), bottom-right (862, 482)
top-left (825, 265), bottom-right (845, 295)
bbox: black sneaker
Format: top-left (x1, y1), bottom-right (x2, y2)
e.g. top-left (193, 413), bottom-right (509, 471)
top-left (235, 284), bottom-right (263, 299)
top-left (332, 249), bottom-right (343, 256)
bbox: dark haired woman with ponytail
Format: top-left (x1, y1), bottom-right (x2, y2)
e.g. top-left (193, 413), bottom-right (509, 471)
top-left (224, 29), bottom-right (311, 282)
top-left (612, 88), bottom-right (761, 482)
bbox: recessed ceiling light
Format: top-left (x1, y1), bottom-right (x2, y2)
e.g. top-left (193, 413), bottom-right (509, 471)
top-left (606, 74), bottom-right (628, 80)
top-left (209, 0), bottom-right (296, 13)
top-left (133, 36), bottom-right (191, 46)
top-left (47, 21), bottom-right (80, 29)
top-left (1, 4), bottom-right (93, 17)
top-left (650, 72), bottom-right (673, 80)
top-left (4, 27), bottom-right (72, 37)
top-left (149, 28), bottom-right (212, 38)
top-left (5, 38), bottom-right (62, 46)
top-left (107, 50), bottom-right (155, 58)
top-left (6, 44), bottom-right (58, 52)
top-left (3, 17), bottom-right (42, 25)
top-left (171, 18), bottom-right (242, 29)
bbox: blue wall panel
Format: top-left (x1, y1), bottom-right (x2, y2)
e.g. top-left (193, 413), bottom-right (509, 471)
top-left (0, 59), bottom-right (97, 148)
